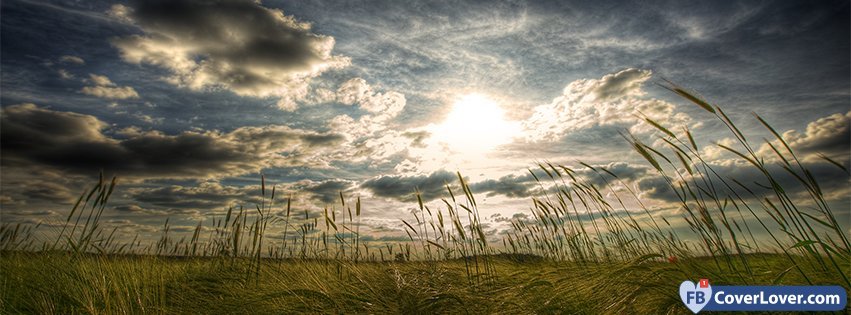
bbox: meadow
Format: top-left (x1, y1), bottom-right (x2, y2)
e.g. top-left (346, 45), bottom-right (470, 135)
top-left (1, 85), bottom-right (849, 314)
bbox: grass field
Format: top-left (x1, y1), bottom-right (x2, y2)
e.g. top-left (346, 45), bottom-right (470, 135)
top-left (1, 252), bottom-right (845, 314)
top-left (1, 86), bottom-right (849, 314)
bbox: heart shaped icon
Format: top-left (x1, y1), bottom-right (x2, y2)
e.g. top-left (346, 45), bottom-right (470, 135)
top-left (679, 280), bottom-right (712, 313)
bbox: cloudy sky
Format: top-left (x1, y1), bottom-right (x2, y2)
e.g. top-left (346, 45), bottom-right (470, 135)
top-left (1, 0), bottom-right (849, 245)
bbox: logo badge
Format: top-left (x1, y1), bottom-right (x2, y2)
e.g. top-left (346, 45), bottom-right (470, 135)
top-left (680, 279), bottom-right (712, 313)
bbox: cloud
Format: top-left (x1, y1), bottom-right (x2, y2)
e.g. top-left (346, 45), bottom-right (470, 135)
top-left (631, 111), bottom-right (851, 204)
top-left (127, 182), bottom-right (259, 210)
top-left (113, 204), bottom-right (193, 216)
top-left (88, 74), bottom-right (113, 86)
top-left (358, 235), bottom-right (413, 243)
top-left (466, 162), bottom-right (650, 199)
top-left (470, 173), bottom-right (536, 198)
top-left (330, 78), bottom-right (407, 135)
top-left (110, 0), bottom-right (349, 110)
top-left (327, 78), bottom-right (412, 164)
top-left (360, 170), bottom-right (457, 202)
top-left (0, 195), bottom-right (20, 205)
top-left (106, 4), bottom-right (133, 23)
top-left (57, 69), bottom-right (74, 80)
top-left (574, 162), bottom-right (650, 189)
top-left (114, 204), bottom-right (147, 213)
top-left (522, 68), bottom-right (693, 141)
top-left (59, 55), bottom-right (85, 65)
top-left (80, 74), bottom-right (140, 99)
top-left (19, 181), bottom-right (78, 205)
top-left (493, 212), bottom-right (531, 224)
top-left (758, 111), bottom-right (850, 163)
top-left (1, 104), bottom-right (344, 179)
top-left (592, 68), bottom-right (653, 100)
top-left (336, 78), bottom-right (406, 116)
top-left (402, 131), bottom-right (430, 148)
top-left (81, 85), bottom-right (139, 99)
top-left (636, 175), bottom-right (676, 202)
top-left (638, 158), bottom-right (850, 204)
top-left (5, 210), bottom-right (58, 217)
top-left (301, 180), bottom-right (355, 204)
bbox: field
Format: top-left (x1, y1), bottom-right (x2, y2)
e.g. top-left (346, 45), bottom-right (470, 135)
top-left (1, 252), bottom-right (845, 314)
top-left (1, 87), bottom-right (849, 314)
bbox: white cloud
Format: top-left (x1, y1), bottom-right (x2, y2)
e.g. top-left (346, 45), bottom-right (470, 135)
top-left (88, 74), bottom-right (113, 86)
top-left (335, 78), bottom-right (406, 117)
top-left (756, 111), bottom-right (851, 163)
top-left (81, 74), bottom-right (140, 99)
top-left (522, 68), bottom-right (694, 141)
top-left (106, 4), bottom-right (133, 23)
top-left (59, 55), bottom-right (85, 65)
top-left (325, 78), bottom-right (412, 164)
top-left (57, 69), bottom-right (74, 80)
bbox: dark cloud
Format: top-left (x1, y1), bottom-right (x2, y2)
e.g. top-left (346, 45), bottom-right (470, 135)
top-left (1, 104), bottom-right (344, 179)
top-left (511, 212), bottom-right (531, 222)
top-left (20, 181), bottom-right (77, 205)
top-left (123, 179), bottom-right (356, 215)
top-left (636, 176), bottom-right (675, 202)
top-left (402, 130), bottom-right (430, 148)
top-left (0, 167), bottom-right (91, 212)
top-left (127, 183), bottom-right (258, 210)
top-left (1, 104), bottom-right (108, 148)
top-left (111, 0), bottom-right (348, 109)
top-left (501, 124), bottom-right (634, 163)
top-left (492, 212), bottom-right (531, 223)
top-left (634, 109), bottom-right (851, 204)
top-left (360, 170), bottom-right (457, 202)
top-left (0, 195), bottom-right (20, 205)
top-left (468, 162), bottom-right (650, 199)
top-left (574, 162), bottom-right (650, 189)
top-left (114, 204), bottom-right (146, 213)
top-left (358, 235), bottom-right (411, 242)
top-left (637, 159), bottom-right (850, 203)
top-left (470, 173), bottom-right (536, 198)
top-left (5, 209), bottom-right (58, 217)
top-left (302, 180), bottom-right (355, 204)
top-left (114, 202), bottom-right (200, 217)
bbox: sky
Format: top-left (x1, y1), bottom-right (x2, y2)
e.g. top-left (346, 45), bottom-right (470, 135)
top-left (1, 0), bottom-right (849, 247)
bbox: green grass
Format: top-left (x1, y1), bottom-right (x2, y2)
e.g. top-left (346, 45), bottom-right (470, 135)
top-left (1, 84), bottom-right (850, 313)
top-left (2, 251), bottom-right (845, 314)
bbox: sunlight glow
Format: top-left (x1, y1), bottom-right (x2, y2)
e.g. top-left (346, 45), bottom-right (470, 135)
top-left (429, 94), bottom-right (520, 156)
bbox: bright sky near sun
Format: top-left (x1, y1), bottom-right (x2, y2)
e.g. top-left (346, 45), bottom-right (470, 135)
top-left (429, 94), bottom-right (521, 156)
top-left (0, 0), bottom-right (848, 243)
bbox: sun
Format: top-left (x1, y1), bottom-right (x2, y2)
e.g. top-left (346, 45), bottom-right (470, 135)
top-left (429, 93), bottom-right (520, 155)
